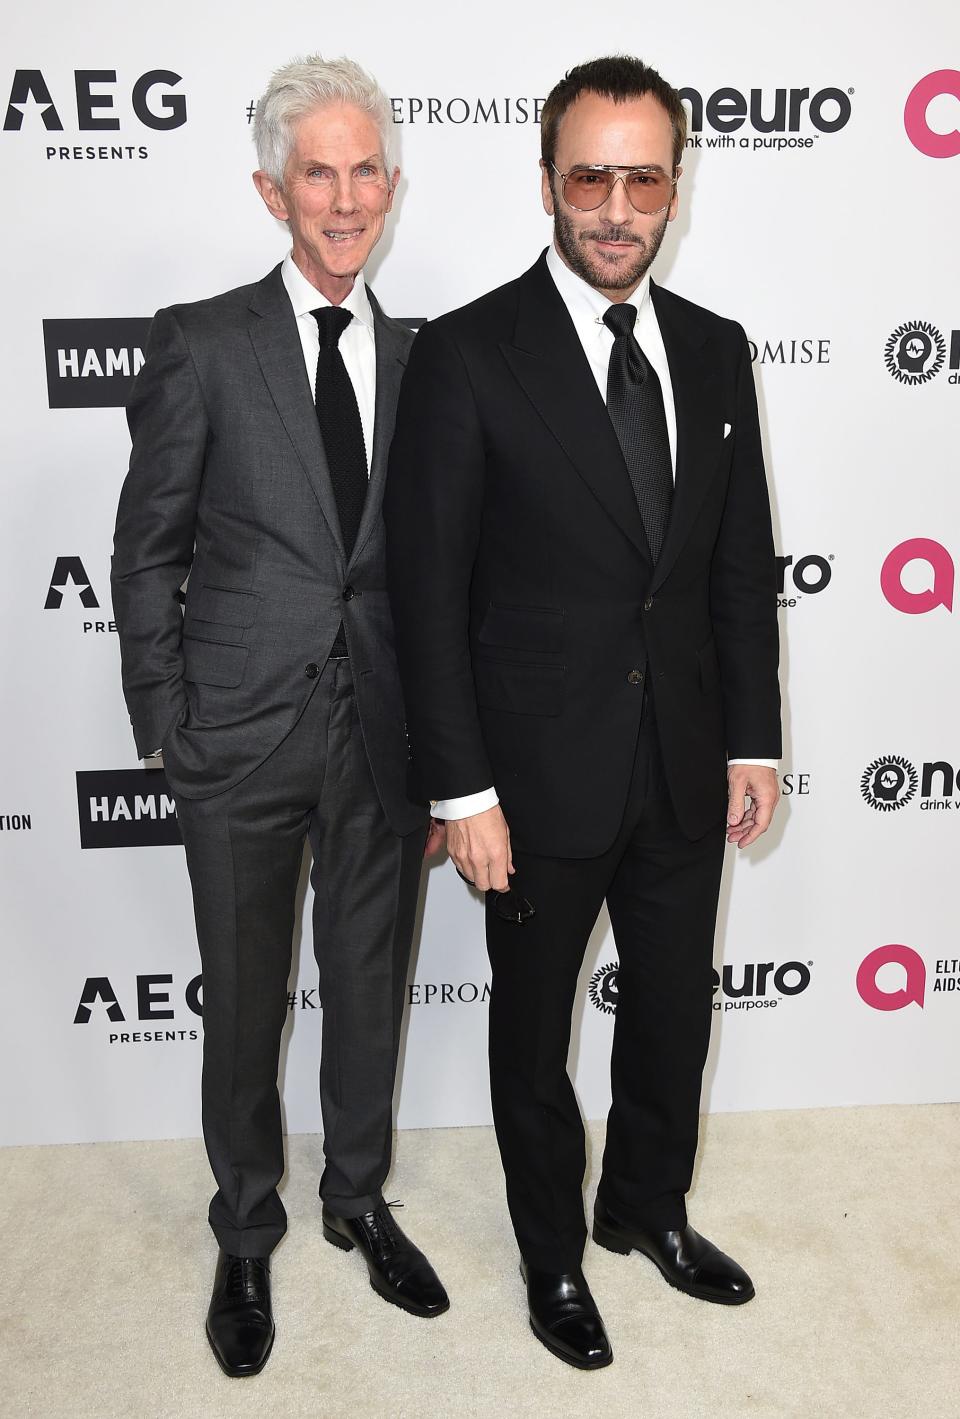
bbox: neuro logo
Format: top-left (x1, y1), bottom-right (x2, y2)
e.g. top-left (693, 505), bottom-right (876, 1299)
top-left (881, 539), bottom-right (954, 614)
top-left (856, 945), bottom-right (926, 1010)
top-left (904, 70), bottom-right (960, 159)
top-left (589, 962), bottom-right (619, 1015)
top-left (884, 321), bottom-right (946, 385)
top-left (860, 756), bottom-right (918, 812)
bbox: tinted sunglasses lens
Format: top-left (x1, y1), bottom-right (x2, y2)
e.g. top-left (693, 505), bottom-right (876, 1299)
top-left (625, 171), bottom-right (673, 213)
top-left (562, 170), bottom-right (614, 210)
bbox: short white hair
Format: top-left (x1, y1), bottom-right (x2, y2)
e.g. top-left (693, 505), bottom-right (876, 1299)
top-left (253, 54), bottom-right (396, 186)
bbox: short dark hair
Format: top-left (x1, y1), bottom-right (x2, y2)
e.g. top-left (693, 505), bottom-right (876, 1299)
top-left (540, 55), bottom-right (687, 172)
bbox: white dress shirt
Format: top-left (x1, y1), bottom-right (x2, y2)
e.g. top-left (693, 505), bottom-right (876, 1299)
top-left (281, 251), bottom-right (376, 471)
top-left (431, 243), bottom-right (775, 819)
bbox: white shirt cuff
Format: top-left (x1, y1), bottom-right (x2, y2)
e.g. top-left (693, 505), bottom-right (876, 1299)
top-left (431, 787), bottom-right (499, 820)
top-left (728, 759), bottom-right (779, 770)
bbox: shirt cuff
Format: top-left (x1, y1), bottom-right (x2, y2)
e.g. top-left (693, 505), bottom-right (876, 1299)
top-left (728, 759), bottom-right (779, 770)
top-left (431, 787), bottom-right (499, 820)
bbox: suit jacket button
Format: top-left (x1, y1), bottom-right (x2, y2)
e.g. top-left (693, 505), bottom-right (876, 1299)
top-left (643, 596), bottom-right (655, 611)
top-left (627, 668), bottom-right (644, 685)
top-left (342, 585), bottom-right (355, 601)
top-left (305, 663), bottom-right (320, 678)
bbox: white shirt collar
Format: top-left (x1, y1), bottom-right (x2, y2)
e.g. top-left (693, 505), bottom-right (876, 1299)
top-left (281, 250), bottom-right (374, 330)
top-left (545, 240), bottom-right (651, 333)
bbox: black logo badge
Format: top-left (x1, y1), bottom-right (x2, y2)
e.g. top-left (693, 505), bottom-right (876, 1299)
top-left (45, 556), bottom-right (99, 609)
top-left (43, 317), bottom-right (151, 408)
top-left (884, 321), bottom-right (946, 385)
top-left (589, 962), bottom-right (619, 1015)
top-left (860, 755), bottom-right (919, 812)
top-left (76, 769), bottom-right (182, 848)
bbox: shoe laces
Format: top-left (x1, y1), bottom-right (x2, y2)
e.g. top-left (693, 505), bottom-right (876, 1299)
top-left (224, 1255), bottom-right (266, 1302)
top-left (362, 1201), bottom-right (405, 1256)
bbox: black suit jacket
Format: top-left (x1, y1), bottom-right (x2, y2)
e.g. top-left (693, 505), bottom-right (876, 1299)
top-left (112, 264), bottom-right (426, 836)
top-left (384, 252), bottom-right (781, 856)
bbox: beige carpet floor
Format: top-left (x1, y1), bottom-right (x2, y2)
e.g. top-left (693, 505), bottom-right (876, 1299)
top-left (2, 1105), bottom-right (958, 1419)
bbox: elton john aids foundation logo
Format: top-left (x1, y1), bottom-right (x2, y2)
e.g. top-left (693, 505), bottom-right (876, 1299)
top-left (904, 70), bottom-right (960, 159)
top-left (881, 540), bottom-right (954, 614)
top-left (884, 321), bottom-right (946, 385)
top-left (589, 963), bottom-right (619, 1015)
top-left (857, 945), bottom-right (925, 1010)
top-left (860, 756), bottom-right (918, 812)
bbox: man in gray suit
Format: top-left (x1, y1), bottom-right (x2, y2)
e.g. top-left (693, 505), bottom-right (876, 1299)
top-left (111, 56), bottom-right (448, 1378)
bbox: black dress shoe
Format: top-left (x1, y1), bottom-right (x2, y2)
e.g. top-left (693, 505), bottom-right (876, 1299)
top-left (322, 1204), bottom-right (449, 1317)
top-left (205, 1249), bottom-right (275, 1377)
top-left (593, 1197), bottom-right (755, 1305)
top-left (521, 1260), bottom-right (613, 1370)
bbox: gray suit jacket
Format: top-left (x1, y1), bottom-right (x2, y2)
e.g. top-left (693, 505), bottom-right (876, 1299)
top-left (111, 263), bottom-right (427, 836)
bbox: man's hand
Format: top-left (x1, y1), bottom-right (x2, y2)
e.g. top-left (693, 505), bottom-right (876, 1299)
top-left (424, 817), bottom-right (446, 860)
top-left (727, 765), bottom-right (780, 848)
top-left (446, 804), bottom-right (514, 892)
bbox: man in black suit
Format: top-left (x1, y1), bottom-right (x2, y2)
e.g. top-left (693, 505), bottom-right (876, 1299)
top-left (112, 56), bottom-right (448, 1377)
top-left (385, 56), bottom-right (781, 1370)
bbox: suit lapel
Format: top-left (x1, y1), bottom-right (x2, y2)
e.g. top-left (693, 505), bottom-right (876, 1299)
top-left (649, 282), bottom-right (724, 592)
top-left (247, 266), bottom-right (346, 563)
top-left (500, 254), bottom-right (652, 564)
top-left (349, 292), bottom-right (409, 569)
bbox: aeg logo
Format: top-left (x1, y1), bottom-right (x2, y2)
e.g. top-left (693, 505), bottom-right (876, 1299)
top-left (881, 539), bottom-right (954, 614)
top-left (904, 70), bottom-right (960, 159)
top-left (3, 69), bottom-right (186, 131)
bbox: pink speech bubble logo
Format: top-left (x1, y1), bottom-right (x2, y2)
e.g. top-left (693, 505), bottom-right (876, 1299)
top-left (881, 538), bottom-right (954, 614)
top-left (904, 71), bottom-right (960, 158)
top-left (857, 945), bottom-right (926, 1011)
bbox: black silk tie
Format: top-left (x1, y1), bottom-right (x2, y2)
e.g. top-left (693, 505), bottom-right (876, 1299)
top-left (602, 302), bottom-right (673, 563)
top-left (311, 305), bottom-right (368, 560)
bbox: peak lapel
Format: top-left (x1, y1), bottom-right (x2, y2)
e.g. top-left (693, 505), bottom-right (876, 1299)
top-left (247, 267), bottom-right (346, 564)
top-left (349, 295), bottom-right (409, 569)
top-left (500, 255), bottom-right (651, 564)
top-left (650, 283), bottom-right (723, 592)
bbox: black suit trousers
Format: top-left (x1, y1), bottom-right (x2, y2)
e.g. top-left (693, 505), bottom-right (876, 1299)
top-left (486, 697), bottom-right (725, 1271)
top-left (170, 660), bottom-right (425, 1258)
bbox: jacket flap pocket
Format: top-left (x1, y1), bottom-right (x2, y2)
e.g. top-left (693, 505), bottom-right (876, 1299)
top-left (478, 602), bottom-right (564, 654)
top-left (183, 637), bottom-right (248, 687)
top-left (191, 585), bottom-right (260, 627)
top-left (474, 658), bottom-right (564, 717)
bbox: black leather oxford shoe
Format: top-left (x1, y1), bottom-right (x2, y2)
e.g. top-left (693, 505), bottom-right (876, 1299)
top-left (522, 1260), bottom-right (613, 1370)
top-left (322, 1204), bottom-right (450, 1317)
top-left (205, 1250), bottom-right (275, 1377)
top-left (593, 1197), bottom-right (755, 1305)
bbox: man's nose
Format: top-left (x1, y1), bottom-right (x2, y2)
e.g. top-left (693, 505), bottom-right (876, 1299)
top-left (601, 175), bottom-right (634, 224)
top-left (330, 178), bottom-right (361, 212)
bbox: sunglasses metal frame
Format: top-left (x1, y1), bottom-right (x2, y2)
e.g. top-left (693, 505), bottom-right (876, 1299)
top-left (550, 161), bottom-right (679, 216)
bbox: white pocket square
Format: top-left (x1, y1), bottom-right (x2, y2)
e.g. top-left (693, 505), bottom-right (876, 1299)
top-left (723, 422), bottom-right (732, 439)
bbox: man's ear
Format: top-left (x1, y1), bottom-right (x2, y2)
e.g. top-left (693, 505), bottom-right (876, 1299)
top-left (540, 159), bottom-right (555, 217)
top-left (253, 169), bottom-right (289, 223)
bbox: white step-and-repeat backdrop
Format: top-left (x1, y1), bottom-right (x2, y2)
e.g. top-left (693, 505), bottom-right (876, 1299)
top-left (3, 1), bottom-right (959, 1146)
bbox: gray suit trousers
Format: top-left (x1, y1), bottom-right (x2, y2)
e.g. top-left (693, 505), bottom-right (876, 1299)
top-left (170, 659), bottom-right (425, 1257)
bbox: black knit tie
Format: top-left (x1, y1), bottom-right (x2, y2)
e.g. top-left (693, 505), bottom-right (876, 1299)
top-left (602, 303), bottom-right (673, 563)
top-left (311, 305), bottom-right (368, 559)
